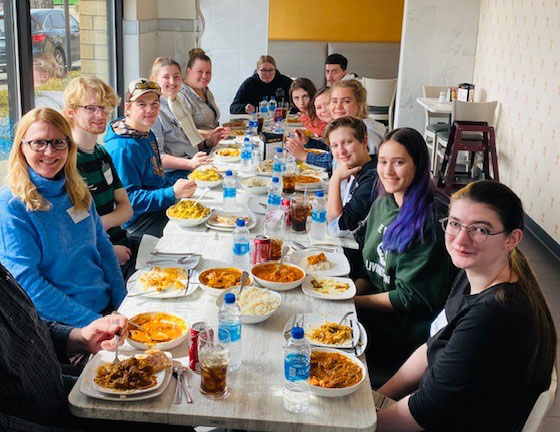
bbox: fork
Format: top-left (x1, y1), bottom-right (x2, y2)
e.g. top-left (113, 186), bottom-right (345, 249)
top-left (112, 318), bottom-right (120, 364)
top-left (181, 366), bottom-right (193, 403)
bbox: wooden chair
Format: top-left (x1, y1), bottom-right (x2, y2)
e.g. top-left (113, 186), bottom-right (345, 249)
top-left (522, 367), bottom-right (558, 432)
top-left (362, 77), bottom-right (397, 130)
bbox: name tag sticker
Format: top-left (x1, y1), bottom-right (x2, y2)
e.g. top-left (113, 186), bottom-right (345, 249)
top-left (102, 164), bottom-right (113, 185)
top-left (67, 206), bottom-right (90, 224)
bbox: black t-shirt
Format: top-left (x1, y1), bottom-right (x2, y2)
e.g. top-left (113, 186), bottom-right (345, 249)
top-left (408, 270), bottom-right (551, 432)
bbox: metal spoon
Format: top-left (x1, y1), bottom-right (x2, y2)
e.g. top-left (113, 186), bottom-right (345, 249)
top-left (338, 311), bottom-right (354, 325)
top-left (146, 256), bottom-right (196, 265)
top-left (238, 271), bottom-right (249, 298)
top-left (172, 366), bottom-right (183, 404)
top-left (193, 187), bottom-right (211, 206)
top-left (272, 245), bottom-right (291, 278)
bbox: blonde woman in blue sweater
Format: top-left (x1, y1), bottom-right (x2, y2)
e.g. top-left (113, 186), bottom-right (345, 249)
top-left (0, 107), bottom-right (126, 327)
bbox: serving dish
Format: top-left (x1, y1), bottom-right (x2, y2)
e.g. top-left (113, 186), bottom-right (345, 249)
top-left (126, 312), bottom-right (188, 350)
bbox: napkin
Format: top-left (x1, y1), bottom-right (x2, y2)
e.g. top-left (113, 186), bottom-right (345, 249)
top-left (134, 234), bottom-right (161, 270)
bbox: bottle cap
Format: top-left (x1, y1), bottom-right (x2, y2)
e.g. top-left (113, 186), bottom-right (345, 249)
top-left (291, 326), bottom-right (304, 339)
top-left (276, 147), bottom-right (282, 153)
top-left (224, 293), bottom-right (236, 304)
top-left (272, 177), bottom-right (279, 183)
top-left (236, 218), bottom-right (246, 227)
top-left (226, 170), bottom-right (233, 176)
top-left (316, 190), bottom-right (324, 198)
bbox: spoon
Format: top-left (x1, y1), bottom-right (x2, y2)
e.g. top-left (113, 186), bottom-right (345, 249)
top-left (273, 245), bottom-right (290, 277)
top-left (146, 256), bottom-right (196, 265)
top-left (193, 187), bottom-right (211, 206)
top-left (238, 271), bottom-right (249, 298)
top-left (172, 366), bottom-right (183, 404)
top-left (338, 311), bottom-right (354, 325)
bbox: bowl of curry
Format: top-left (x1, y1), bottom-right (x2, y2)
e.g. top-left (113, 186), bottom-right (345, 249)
top-left (309, 348), bottom-right (365, 397)
top-left (198, 267), bottom-right (252, 297)
top-left (250, 262), bottom-right (306, 291)
top-left (126, 312), bottom-right (189, 351)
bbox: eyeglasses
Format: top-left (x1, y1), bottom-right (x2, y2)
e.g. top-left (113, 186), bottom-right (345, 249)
top-left (258, 68), bottom-right (275, 74)
top-left (439, 217), bottom-right (505, 243)
top-left (78, 105), bottom-right (113, 114)
top-left (132, 80), bottom-right (161, 91)
top-left (23, 138), bottom-right (70, 151)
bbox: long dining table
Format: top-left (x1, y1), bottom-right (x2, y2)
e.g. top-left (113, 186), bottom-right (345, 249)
top-left (68, 142), bottom-right (382, 431)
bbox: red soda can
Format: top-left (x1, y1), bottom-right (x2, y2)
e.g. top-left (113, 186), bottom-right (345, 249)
top-left (189, 321), bottom-right (206, 372)
top-left (274, 107), bottom-right (283, 122)
top-left (281, 197), bottom-right (291, 226)
top-left (252, 235), bottom-right (271, 264)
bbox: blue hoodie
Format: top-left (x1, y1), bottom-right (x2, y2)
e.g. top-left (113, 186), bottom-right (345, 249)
top-left (104, 118), bottom-right (176, 227)
top-left (0, 169), bottom-right (126, 327)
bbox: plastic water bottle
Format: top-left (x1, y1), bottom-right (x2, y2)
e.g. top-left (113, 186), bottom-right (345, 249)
top-left (273, 147), bottom-right (286, 174)
top-left (267, 177), bottom-right (282, 210)
top-left (223, 170), bottom-right (236, 209)
top-left (283, 326), bottom-right (310, 413)
top-left (268, 96), bottom-right (277, 119)
top-left (219, 293), bottom-right (242, 371)
top-left (259, 97), bottom-right (269, 119)
top-left (310, 190), bottom-right (327, 240)
top-left (249, 113), bottom-right (258, 135)
top-left (240, 137), bottom-right (253, 173)
top-left (232, 218), bottom-right (250, 269)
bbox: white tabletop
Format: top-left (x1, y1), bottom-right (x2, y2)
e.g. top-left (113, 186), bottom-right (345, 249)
top-left (68, 158), bottom-right (374, 431)
top-left (416, 97), bottom-right (452, 114)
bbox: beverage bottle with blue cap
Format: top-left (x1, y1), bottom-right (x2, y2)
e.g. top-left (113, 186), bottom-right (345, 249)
top-left (267, 177), bottom-right (282, 210)
top-left (259, 97), bottom-right (269, 119)
top-left (240, 137), bottom-right (253, 173)
top-left (283, 326), bottom-right (310, 412)
top-left (268, 96), bottom-right (277, 119)
top-left (223, 170), bottom-right (236, 210)
top-left (232, 218), bottom-right (250, 269)
top-left (310, 190), bottom-right (327, 240)
top-left (273, 147), bottom-right (286, 176)
top-left (219, 292), bottom-right (242, 371)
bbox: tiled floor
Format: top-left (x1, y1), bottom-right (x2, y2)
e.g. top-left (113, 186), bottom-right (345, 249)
top-left (519, 231), bottom-right (560, 431)
top-left (196, 231), bottom-right (560, 432)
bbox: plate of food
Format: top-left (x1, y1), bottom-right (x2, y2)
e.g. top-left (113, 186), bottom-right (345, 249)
top-left (215, 285), bottom-right (281, 324)
top-left (246, 196), bottom-right (268, 215)
top-left (222, 120), bottom-right (247, 129)
top-left (127, 266), bottom-right (197, 298)
top-left (167, 199), bottom-right (215, 228)
top-left (309, 348), bottom-right (365, 397)
top-left (240, 176), bottom-right (271, 194)
top-left (301, 275), bottom-right (356, 300)
top-left (257, 159), bottom-right (274, 175)
top-left (214, 147), bottom-right (241, 162)
top-left (295, 175), bottom-right (323, 191)
top-left (302, 313), bottom-right (360, 349)
top-left (126, 312), bottom-right (189, 350)
top-left (305, 148), bottom-right (328, 155)
top-left (198, 267), bottom-right (252, 297)
top-left (206, 211), bottom-right (256, 231)
top-left (251, 262), bottom-right (306, 291)
top-left (188, 167), bottom-right (223, 188)
top-left (91, 349), bottom-right (172, 396)
top-left (288, 251), bottom-right (350, 277)
top-left (297, 161), bottom-right (326, 172)
top-left (285, 116), bottom-right (302, 126)
top-left (227, 129), bottom-right (246, 138)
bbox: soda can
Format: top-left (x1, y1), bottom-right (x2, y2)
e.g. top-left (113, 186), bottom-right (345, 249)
top-left (189, 321), bottom-right (206, 373)
top-left (252, 235), bottom-right (271, 264)
top-left (281, 197), bottom-right (292, 226)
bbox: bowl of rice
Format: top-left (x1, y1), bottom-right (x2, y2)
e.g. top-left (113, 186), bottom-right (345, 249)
top-left (166, 200), bottom-right (214, 228)
top-left (188, 168), bottom-right (223, 188)
top-left (215, 285), bottom-right (282, 324)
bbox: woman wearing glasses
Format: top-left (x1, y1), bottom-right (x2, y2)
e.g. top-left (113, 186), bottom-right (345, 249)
top-left (376, 180), bottom-right (556, 432)
top-left (229, 55), bottom-right (293, 114)
top-left (354, 128), bottom-right (456, 384)
top-left (0, 107), bottom-right (126, 327)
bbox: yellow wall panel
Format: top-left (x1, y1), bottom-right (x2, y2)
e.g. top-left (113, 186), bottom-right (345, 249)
top-left (269, 0), bottom-right (404, 42)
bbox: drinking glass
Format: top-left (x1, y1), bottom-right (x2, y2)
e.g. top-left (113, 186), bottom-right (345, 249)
top-left (198, 326), bottom-right (230, 399)
top-left (264, 210), bottom-right (285, 260)
top-left (291, 194), bottom-right (309, 233)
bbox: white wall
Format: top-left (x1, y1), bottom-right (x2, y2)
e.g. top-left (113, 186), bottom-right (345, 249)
top-left (394, 0), bottom-right (480, 132)
top-left (199, 0), bottom-right (269, 120)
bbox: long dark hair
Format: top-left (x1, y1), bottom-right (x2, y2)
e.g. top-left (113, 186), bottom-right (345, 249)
top-left (452, 180), bottom-right (557, 384)
top-left (289, 78), bottom-right (316, 113)
top-left (379, 127), bottom-right (445, 253)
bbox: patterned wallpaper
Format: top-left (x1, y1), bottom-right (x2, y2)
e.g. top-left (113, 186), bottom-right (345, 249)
top-left (473, 0), bottom-right (560, 243)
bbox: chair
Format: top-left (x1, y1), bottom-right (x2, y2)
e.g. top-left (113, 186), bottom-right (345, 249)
top-left (422, 85), bottom-right (451, 173)
top-left (434, 100), bottom-right (498, 177)
top-left (522, 367), bottom-right (558, 432)
top-left (362, 77), bottom-right (397, 130)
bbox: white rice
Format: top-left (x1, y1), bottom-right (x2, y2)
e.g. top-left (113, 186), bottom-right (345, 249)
top-left (300, 258), bottom-right (335, 272)
top-left (228, 286), bottom-right (280, 315)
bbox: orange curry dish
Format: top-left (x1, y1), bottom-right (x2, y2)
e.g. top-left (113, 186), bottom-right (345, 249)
top-left (307, 252), bottom-right (328, 265)
top-left (252, 263), bottom-right (304, 283)
top-left (128, 313), bottom-right (188, 345)
top-left (310, 351), bottom-right (363, 388)
top-left (199, 267), bottom-right (246, 288)
top-left (296, 175), bottom-right (321, 184)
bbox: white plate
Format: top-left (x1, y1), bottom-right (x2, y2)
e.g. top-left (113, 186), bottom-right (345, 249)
top-left (240, 176), bottom-right (271, 195)
top-left (88, 350), bottom-right (171, 396)
top-left (301, 313), bottom-right (360, 349)
top-left (288, 250), bottom-right (350, 277)
top-left (206, 211), bottom-right (257, 231)
top-left (247, 196), bottom-right (268, 215)
top-left (167, 208), bottom-right (216, 228)
top-left (127, 268), bottom-right (200, 298)
top-left (214, 154), bottom-right (241, 163)
top-left (301, 275), bottom-right (356, 300)
top-left (295, 178), bottom-right (324, 191)
top-left (309, 348), bottom-right (365, 398)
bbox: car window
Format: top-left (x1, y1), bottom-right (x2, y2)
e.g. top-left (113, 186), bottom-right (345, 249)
top-left (50, 12), bottom-right (65, 29)
top-left (70, 16), bottom-right (79, 30)
top-left (42, 15), bottom-right (54, 30)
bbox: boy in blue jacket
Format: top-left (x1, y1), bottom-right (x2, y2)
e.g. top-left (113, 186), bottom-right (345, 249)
top-left (104, 78), bottom-right (197, 239)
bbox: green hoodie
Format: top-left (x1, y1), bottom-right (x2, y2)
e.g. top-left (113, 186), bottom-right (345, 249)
top-left (359, 194), bottom-right (456, 356)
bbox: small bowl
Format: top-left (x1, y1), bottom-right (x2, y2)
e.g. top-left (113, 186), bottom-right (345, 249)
top-left (198, 267), bottom-right (252, 297)
top-left (166, 208), bottom-right (215, 228)
top-left (240, 176), bottom-right (271, 195)
top-left (309, 348), bottom-right (366, 397)
top-left (250, 263), bottom-right (306, 291)
top-left (215, 286), bottom-right (282, 324)
top-left (126, 311), bottom-right (189, 351)
top-left (188, 173), bottom-right (223, 189)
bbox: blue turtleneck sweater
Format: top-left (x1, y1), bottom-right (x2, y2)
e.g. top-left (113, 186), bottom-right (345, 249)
top-left (0, 169), bottom-right (126, 326)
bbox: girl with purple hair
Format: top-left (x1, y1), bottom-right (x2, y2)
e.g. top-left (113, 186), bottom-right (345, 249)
top-left (354, 127), bottom-right (457, 385)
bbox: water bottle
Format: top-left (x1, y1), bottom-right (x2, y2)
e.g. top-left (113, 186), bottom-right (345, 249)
top-left (219, 293), bottom-right (242, 371)
top-left (223, 170), bottom-right (237, 210)
top-left (259, 97), bottom-right (269, 119)
top-left (232, 218), bottom-right (250, 269)
top-left (249, 113), bottom-right (258, 135)
top-left (240, 137), bottom-right (253, 173)
top-left (268, 96), bottom-right (277, 119)
top-left (267, 177), bottom-right (282, 210)
top-left (310, 190), bottom-right (327, 240)
top-left (283, 326), bottom-right (310, 413)
top-left (273, 147), bottom-right (286, 174)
